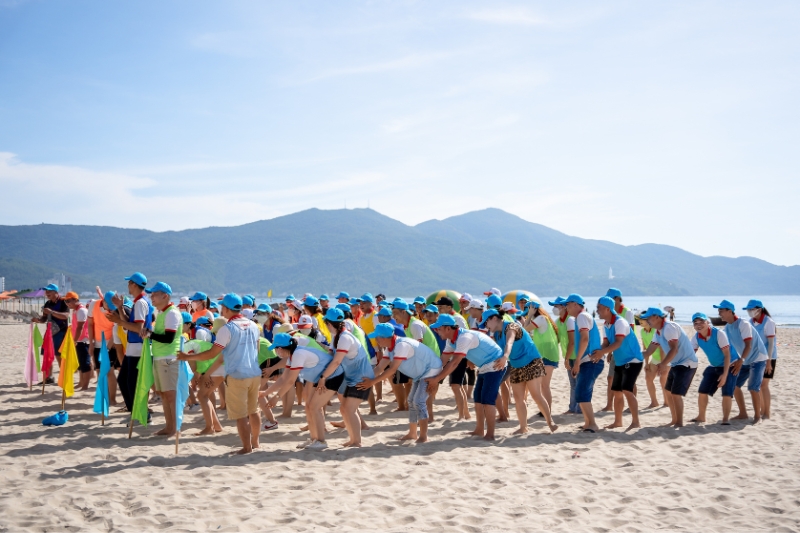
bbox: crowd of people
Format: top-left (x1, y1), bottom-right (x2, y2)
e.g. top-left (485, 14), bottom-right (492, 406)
top-left (32, 275), bottom-right (779, 454)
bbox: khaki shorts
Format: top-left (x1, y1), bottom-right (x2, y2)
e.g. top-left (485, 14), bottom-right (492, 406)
top-left (225, 376), bottom-right (261, 420)
top-left (153, 358), bottom-right (179, 392)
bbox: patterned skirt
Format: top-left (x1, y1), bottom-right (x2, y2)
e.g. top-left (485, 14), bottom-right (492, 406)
top-left (509, 357), bottom-right (546, 384)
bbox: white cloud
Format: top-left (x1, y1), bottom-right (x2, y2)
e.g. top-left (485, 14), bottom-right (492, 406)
top-left (295, 51), bottom-right (456, 84)
top-left (465, 7), bottom-right (548, 27)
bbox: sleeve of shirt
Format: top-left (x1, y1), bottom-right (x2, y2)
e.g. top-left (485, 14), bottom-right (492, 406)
top-left (566, 316), bottom-right (575, 332)
top-left (738, 320), bottom-right (753, 341)
top-left (454, 331), bottom-right (479, 355)
top-left (164, 309), bottom-right (181, 332)
top-left (454, 314), bottom-right (468, 330)
top-left (443, 338), bottom-right (457, 355)
top-left (336, 333), bottom-right (354, 353)
top-left (76, 307), bottom-right (88, 322)
top-left (214, 325), bottom-right (231, 348)
top-left (576, 313), bottom-right (592, 331)
top-left (624, 309), bottom-right (634, 325)
top-left (287, 351), bottom-right (306, 370)
top-left (133, 300), bottom-right (148, 323)
top-left (716, 329), bottom-right (730, 349)
top-left (663, 322), bottom-right (681, 342)
top-left (87, 301), bottom-right (95, 318)
top-left (393, 342), bottom-right (414, 360)
top-left (507, 322), bottom-right (523, 340)
top-left (112, 326), bottom-right (121, 344)
top-left (614, 318), bottom-right (630, 337)
top-left (410, 321), bottom-right (425, 341)
top-left (690, 335), bottom-right (699, 350)
top-left (764, 318), bottom-right (776, 337)
top-left (532, 316), bottom-right (548, 333)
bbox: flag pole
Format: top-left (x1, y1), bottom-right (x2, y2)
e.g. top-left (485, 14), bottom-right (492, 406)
top-left (101, 412), bottom-right (105, 426)
top-left (175, 431), bottom-right (180, 454)
top-left (128, 417), bottom-right (134, 438)
top-left (61, 389), bottom-right (65, 411)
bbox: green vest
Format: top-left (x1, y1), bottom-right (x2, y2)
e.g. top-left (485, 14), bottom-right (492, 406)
top-left (192, 341), bottom-right (217, 373)
top-left (556, 315), bottom-right (571, 360)
top-left (405, 317), bottom-right (441, 357)
top-left (301, 334), bottom-right (326, 352)
top-left (152, 305), bottom-right (183, 358)
top-left (258, 337), bottom-right (275, 365)
top-left (532, 318), bottom-right (560, 362)
top-left (347, 320), bottom-right (370, 352)
top-left (640, 328), bottom-right (664, 363)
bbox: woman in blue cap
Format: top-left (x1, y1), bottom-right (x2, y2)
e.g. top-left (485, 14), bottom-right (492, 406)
top-left (521, 301), bottom-right (560, 415)
top-left (303, 295), bottom-right (332, 344)
top-left (260, 332), bottom-right (345, 451)
top-left (482, 309), bottom-right (557, 434)
top-left (549, 297), bottom-right (577, 414)
top-left (743, 299), bottom-right (777, 419)
top-left (189, 291), bottom-right (214, 323)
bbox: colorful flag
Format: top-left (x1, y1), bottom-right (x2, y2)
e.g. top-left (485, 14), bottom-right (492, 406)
top-left (58, 328), bottom-right (79, 398)
top-left (33, 323), bottom-right (43, 371)
top-left (131, 340), bottom-right (154, 427)
top-left (267, 289), bottom-right (272, 298)
top-left (93, 333), bottom-right (111, 418)
top-left (41, 323), bottom-right (55, 380)
top-left (24, 323), bottom-right (38, 387)
top-left (175, 361), bottom-right (192, 432)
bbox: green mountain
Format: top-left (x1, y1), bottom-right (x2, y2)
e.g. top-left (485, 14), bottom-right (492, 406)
top-left (0, 208), bottom-right (797, 297)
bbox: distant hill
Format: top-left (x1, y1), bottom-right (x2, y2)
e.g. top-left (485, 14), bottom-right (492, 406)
top-left (0, 208), bottom-right (797, 297)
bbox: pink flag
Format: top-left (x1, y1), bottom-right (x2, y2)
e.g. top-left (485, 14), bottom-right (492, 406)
top-left (41, 323), bottom-right (55, 380)
top-left (24, 323), bottom-right (38, 387)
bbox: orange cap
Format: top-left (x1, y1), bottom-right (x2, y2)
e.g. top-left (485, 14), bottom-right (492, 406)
top-left (64, 291), bottom-right (80, 301)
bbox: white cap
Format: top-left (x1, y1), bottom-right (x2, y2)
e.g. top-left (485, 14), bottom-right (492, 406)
top-left (241, 309), bottom-right (255, 319)
top-left (501, 302), bottom-right (514, 312)
top-left (483, 288), bottom-right (501, 297)
top-left (291, 300), bottom-right (304, 311)
top-left (296, 315), bottom-right (314, 329)
top-left (179, 296), bottom-right (190, 304)
top-left (460, 292), bottom-right (473, 302)
top-left (466, 298), bottom-right (485, 310)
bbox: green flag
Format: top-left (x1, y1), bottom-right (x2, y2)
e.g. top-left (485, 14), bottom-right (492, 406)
top-left (33, 323), bottom-right (43, 372)
top-left (131, 340), bottom-right (154, 427)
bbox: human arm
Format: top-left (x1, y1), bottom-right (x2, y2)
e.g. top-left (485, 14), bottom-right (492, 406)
top-left (260, 368), bottom-right (301, 406)
top-left (315, 351), bottom-right (346, 394)
top-left (572, 329), bottom-right (589, 376)
top-left (358, 357), bottom-right (399, 390)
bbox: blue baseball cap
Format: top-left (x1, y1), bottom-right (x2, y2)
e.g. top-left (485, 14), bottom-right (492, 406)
top-left (525, 300), bottom-right (541, 310)
top-left (606, 288), bottom-right (622, 299)
top-left (319, 294), bottom-right (329, 301)
top-left (242, 295), bottom-right (255, 306)
top-left (360, 293), bottom-right (375, 303)
top-left (103, 291), bottom-right (117, 311)
top-left (348, 298), bottom-right (362, 306)
top-left (413, 296), bottom-right (426, 305)
top-left (479, 309), bottom-right (500, 328)
top-left (597, 296), bottom-right (616, 310)
top-left (640, 307), bottom-right (666, 319)
top-left (324, 308), bottom-right (344, 322)
top-left (285, 294), bottom-right (296, 302)
top-left (145, 281), bottom-right (172, 295)
top-left (220, 293), bottom-right (243, 311)
top-left (181, 311), bottom-right (193, 324)
top-left (208, 301), bottom-right (218, 310)
top-left (245, 294), bottom-right (255, 301)
top-left (713, 300), bottom-right (736, 311)
top-left (425, 304), bottom-right (439, 314)
top-left (742, 299), bottom-right (763, 310)
top-left (335, 303), bottom-right (351, 313)
top-left (379, 302), bottom-right (391, 309)
top-left (548, 296), bottom-right (566, 306)
top-left (429, 314), bottom-right (457, 329)
top-left (392, 300), bottom-right (410, 311)
top-left (189, 291), bottom-right (207, 301)
top-left (368, 323), bottom-right (396, 339)
top-left (257, 303), bottom-right (272, 313)
top-left (565, 293), bottom-right (585, 306)
top-left (486, 294), bottom-right (502, 308)
top-left (376, 307), bottom-right (392, 317)
top-left (271, 333), bottom-right (293, 349)
top-left (692, 312), bottom-right (708, 322)
top-left (196, 316), bottom-right (212, 326)
top-left (124, 272), bottom-right (147, 287)
top-left (336, 291), bottom-right (350, 299)
top-left (516, 294), bottom-right (531, 304)
top-left (40, 283), bottom-right (59, 292)
top-left (303, 295), bottom-right (319, 307)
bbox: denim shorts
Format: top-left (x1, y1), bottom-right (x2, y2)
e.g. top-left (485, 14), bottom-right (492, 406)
top-left (746, 360), bottom-right (767, 392)
top-left (575, 359), bottom-right (604, 403)
top-left (735, 365), bottom-right (751, 389)
top-left (698, 366), bottom-right (737, 398)
top-left (473, 368), bottom-right (506, 405)
top-left (542, 358), bottom-right (559, 368)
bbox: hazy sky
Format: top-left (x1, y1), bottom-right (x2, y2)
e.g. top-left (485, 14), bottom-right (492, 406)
top-left (1, 1), bottom-right (798, 265)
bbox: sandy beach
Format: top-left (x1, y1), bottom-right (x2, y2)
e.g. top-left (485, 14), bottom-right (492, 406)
top-left (1, 320), bottom-right (799, 532)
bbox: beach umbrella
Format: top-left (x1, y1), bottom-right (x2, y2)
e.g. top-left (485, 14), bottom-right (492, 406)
top-left (502, 290), bottom-right (541, 307)
top-left (426, 290), bottom-right (463, 313)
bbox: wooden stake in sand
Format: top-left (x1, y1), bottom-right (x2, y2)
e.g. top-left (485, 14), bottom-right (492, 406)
top-left (175, 431), bottom-right (180, 455)
top-left (60, 389), bottom-right (66, 411)
top-left (128, 417), bottom-right (134, 439)
top-left (101, 412), bottom-right (105, 426)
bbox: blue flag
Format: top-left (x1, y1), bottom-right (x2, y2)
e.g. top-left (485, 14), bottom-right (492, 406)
top-left (92, 333), bottom-right (111, 418)
top-left (175, 337), bottom-right (191, 432)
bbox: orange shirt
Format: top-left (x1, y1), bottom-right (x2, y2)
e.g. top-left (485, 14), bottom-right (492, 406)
top-left (91, 299), bottom-right (114, 346)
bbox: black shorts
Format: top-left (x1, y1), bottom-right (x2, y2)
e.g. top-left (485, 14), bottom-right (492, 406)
top-left (259, 357), bottom-right (281, 370)
top-left (611, 362), bottom-right (642, 392)
top-left (76, 343), bottom-right (93, 373)
top-left (465, 366), bottom-right (476, 386)
top-left (665, 365), bottom-right (697, 397)
top-left (316, 372), bottom-right (345, 392)
top-left (764, 359), bottom-right (777, 379)
top-left (94, 346), bottom-right (120, 369)
top-left (343, 385), bottom-right (370, 400)
top-left (449, 358), bottom-right (469, 386)
top-left (393, 371), bottom-right (411, 385)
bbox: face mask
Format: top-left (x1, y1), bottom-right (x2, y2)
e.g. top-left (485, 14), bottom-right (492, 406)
top-left (191, 301), bottom-right (201, 311)
top-left (747, 309), bottom-right (759, 319)
top-left (552, 306), bottom-right (562, 315)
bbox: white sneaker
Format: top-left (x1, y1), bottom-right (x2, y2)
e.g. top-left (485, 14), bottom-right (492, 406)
top-left (296, 438), bottom-right (313, 449)
top-left (307, 440), bottom-right (328, 451)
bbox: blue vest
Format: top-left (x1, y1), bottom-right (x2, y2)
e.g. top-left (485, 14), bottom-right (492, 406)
top-left (492, 323), bottom-right (540, 369)
top-left (751, 317), bottom-right (777, 360)
top-left (390, 337), bottom-right (442, 381)
top-left (654, 322), bottom-right (697, 367)
top-left (220, 320), bottom-right (262, 379)
top-left (603, 315), bottom-right (643, 366)
top-left (293, 347), bottom-right (343, 384)
top-left (575, 313), bottom-right (602, 362)
top-left (337, 331), bottom-right (375, 388)
top-left (127, 298), bottom-right (153, 344)
top-left (457, 328), bottom-right (504, 367)
top-left (695, 327), bottom-right (739, 368)
top-left (726, 318), bottom-right (767, 365)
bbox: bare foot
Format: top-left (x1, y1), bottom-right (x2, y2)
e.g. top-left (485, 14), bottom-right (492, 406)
top-left (299, 424), bottom-right (309, 431)
top-left (496, 416), bottom-right (508, 422)
top-left (416, 436), bottom-right (428, 443)
top-left (732, 413), bottom-right (748, 420)
top-left (752, 417), bottom-right (761, 425)
top-left (549, 424), bottom-right (559, 433)
top-left (195, 428), bottom-right (215, 436)
top-left (153, 428), bottom-right (172, 436)
top-left (645, 402), bottom-right (659, 409)
top-left (600, 406), bottom-right (613, 412)
top-left (331, 421), bottom-right (346, 428)
top-left (690, 417), bottom-right (705, 423)
top-left (483, 435), bottom-right (496, 441)
top-left (399, 433), bottom-right (416, 441)
top-left (605, 422), bottom-right (623, 429)
top-left (219, 404), bottom-right (226, 410)
top-left (661, 421), bottom-right (677, 427)
top-left (512, 427), bottom-right (529, 435)
top-left (231, 448), bottom-right (252, 455)
top-left (213, 425), bottom-right (223, 432)
top-left (625, 422), bottom-right (641, 431)
top-left (368, 410), bottom-right (378, 415)
top-left (277, 413), bottom-right (292, 419)
top-left (344, 442), bottom-right (362, 448)
top-left (466, 430), bottom-right (483, 437)
top-left (674, 422), bottom-right (684, 428)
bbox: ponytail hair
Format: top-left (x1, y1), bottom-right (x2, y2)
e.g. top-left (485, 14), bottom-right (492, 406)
top-left (327, 320), bottom-right (346, 350)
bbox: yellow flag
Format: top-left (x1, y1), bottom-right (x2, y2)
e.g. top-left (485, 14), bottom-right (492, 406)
top-left (58, 328), bottom-right (79, 398)
top-left (267, 289), bottom-right (272, 298)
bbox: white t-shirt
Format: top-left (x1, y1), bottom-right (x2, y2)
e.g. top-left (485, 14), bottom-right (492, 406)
top-left (444, 330), bottom-right (501, 374)
top-left (610, 316), bottom-right (631, 338)
top-left (654, 321), bottom-right (698, 368)
top-left (125, 297), bottom-right (151, 357)
top-left (531, 315), bottom-right (549, 334)
top-left (449, 312), bottom-right (469, 330)
top-left (288, 348), bottom-right (321, 370)
top-left (195, 327), bottom-right (213, 342)
top-left (691, 328), bottom-right (730, 351)
top-left (112, 325), bottom-right (123, 346)
top-left (392, 341), bottom-right (416, 361)
top-left (160, 307), bottom-right (182, 332)
top-left (407, 320), bottom-right (426, 341)
top-left (74, 305), bottom-right (89, 344)
top-left (563, 315), bottom-right (576, 332)
top-left (575, 312), bottom-right (595, 363)
top-left (334, 331), bottom-right (361, 359)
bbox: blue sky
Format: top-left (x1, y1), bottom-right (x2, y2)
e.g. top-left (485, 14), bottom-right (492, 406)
top-left (1, 1), bottom-right (799, 265)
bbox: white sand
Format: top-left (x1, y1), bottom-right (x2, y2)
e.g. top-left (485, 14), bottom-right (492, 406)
top-left (1, 322), bottom-right (799, 532)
